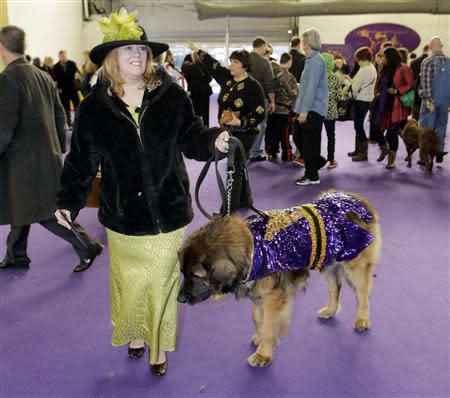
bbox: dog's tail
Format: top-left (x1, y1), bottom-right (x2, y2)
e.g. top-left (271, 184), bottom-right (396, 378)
top-left (345, 192), bottom-right (379, 234)
top-left (346, 211), bottom-right (374, 230)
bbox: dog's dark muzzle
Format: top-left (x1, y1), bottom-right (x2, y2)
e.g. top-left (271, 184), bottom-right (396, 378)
top-left (177, 289), bottom-right (189, 304)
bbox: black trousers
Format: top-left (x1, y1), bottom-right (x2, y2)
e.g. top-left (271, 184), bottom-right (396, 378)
top-left (60, 90), bottom-right (80, 126)
top-left (191, 94), bottom-right (210, 127)
top-left (4, 217), bottom-right (97, 265)
top-left (372, 120), bottom-right (407, 151)
top-left (265, 113), bottom-right (292, 157)
top-left (323, 119), bottom-right (336, 161)
top-left (222, 131), bottom-right (258, 213)
top-left (371, 122), bottom-right (386, 146)
top-left (293, 112), bottom-right (326, 180)
top-left (353, 100), bottom-right (371, 141)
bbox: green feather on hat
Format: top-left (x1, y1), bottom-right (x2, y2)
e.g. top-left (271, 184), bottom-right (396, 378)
top-left (90, 7), bottom-right (169, 65)
top-left (99, 8), bottom-right (143, 43)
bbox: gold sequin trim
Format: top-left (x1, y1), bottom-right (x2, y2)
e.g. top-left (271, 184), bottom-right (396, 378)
top-left (237, 82), bottom-right (245, 91)
top-left (226, 80), bottom-right (232, 86)
top-left (300, 206), bottom-right (318, 269)
top-left (146, 75), bottom-right (162, 92)
top-left (213, 62), bottom-right (219, 70)
top-left (264, 207), bottom-right (305, 241)
top-left (222, 93), bottom-right (229, 102)
top-left (302, 204), bottom-right (327, 269)
top-left (256, 105), bottom-right (265, 114)
top-left (234, 98), bottom-right (244, 108)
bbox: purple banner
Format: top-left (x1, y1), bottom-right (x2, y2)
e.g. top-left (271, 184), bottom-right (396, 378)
top-left (322, 23), bottom-right (421, 66)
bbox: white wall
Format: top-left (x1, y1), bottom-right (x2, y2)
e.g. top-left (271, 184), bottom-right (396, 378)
top-left (7, 0), bottom-right (84, 65)
top-left (298, 14), bottom-right (450, 52)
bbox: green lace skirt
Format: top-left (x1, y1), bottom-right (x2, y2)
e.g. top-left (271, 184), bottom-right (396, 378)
top-left (106, 227), bottom-right (186, 364)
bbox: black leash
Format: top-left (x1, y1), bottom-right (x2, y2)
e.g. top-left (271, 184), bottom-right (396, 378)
top-left (195, 136), bottom-right (268, 220)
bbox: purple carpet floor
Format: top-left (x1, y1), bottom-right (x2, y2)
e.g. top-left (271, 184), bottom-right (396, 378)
top-left (1, 110), bottom-right (449, 397)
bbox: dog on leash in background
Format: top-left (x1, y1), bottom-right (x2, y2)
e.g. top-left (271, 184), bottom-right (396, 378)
top-left (177, 191), bottom-right (381, 367)
top-left (400, 119), bottom-right (448, 175)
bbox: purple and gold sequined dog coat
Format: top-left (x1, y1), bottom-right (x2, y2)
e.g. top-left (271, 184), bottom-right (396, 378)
top-left (245, 192), bottom-right (374, 281)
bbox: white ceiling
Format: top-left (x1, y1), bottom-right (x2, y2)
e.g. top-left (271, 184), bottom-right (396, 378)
top-left (113, 0), bottom-right (293, 44)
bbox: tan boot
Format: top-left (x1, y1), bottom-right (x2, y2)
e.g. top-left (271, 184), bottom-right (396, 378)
top-left (386, 150), bottom-right (396, 169)
top-left (352, 140), bottom-right (368, 161)
top-left (377, 144), bottom-right (389, 162)
top-left (347, 139), bottom-right (359, 157)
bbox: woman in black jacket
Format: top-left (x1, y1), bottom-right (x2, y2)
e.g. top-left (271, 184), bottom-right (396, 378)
top-left (188, 40), bottom-right (266, 213)
top-left (54, 9), bottom-right (229, 377)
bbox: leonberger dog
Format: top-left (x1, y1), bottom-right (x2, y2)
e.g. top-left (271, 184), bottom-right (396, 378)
top-left (177, 191), bottom-right (381, 367)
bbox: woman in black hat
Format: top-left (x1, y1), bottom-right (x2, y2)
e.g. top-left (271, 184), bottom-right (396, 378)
top-left (54, 9), bottom-right (229, 376)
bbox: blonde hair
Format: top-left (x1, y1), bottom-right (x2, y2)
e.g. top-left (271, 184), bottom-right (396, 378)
top-left (43, 56), bottom-right (53, 68)
top-left (85, 60), bottom-right (97, 74)
top-left (99, 47), bottom-right (155, 97)
top-left (192, 51), bottom-right (201, 64)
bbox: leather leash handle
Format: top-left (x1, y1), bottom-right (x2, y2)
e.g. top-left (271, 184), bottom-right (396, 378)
top-left (194, 137), bottom-right (268, 220)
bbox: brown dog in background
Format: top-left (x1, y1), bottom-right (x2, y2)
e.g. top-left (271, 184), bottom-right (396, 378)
top-left (400, 119), bottom-right (447, 175)
top-left (177, 192), bottom-right (381, 367)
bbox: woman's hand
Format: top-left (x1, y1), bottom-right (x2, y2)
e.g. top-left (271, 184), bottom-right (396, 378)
top-left (187, 40), bottom-right (200, 53)
top-left (55, 209), bottom-right (72, 230)
top-left (387, 87), bottom-right (397, 95)
top-left (297, 112), bottom-right (307, 124)
top-left (215, 131), bottom-right (230, 153)
top-left (228, 112), bottom-right (241, 126)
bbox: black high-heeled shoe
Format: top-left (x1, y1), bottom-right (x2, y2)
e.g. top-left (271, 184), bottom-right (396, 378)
top-left (150, 358), bottom-right (168, 376)
top-left (128, 345), bottom-right (145, 359)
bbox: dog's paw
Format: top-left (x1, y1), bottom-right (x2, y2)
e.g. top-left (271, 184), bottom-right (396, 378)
top-left (247, 352), bottom-right (272, 367)
top-left (354, 318), bottom-right (371, 331)
top-left (251, 334), bottom-right (261, 346)
top-left (317, 306), bottom-right (337, 319)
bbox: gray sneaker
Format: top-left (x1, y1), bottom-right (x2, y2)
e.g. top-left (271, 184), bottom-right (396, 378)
top-left (295, 177), bottom-right (320, 186)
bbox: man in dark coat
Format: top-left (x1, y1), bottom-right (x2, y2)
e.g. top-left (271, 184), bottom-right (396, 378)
top-left (0, 25), bottom-right (102, 272)
top-left (410, 44), bottom-right (430, 120)
top-left (289, 36), bottom-right (306, 83)
top-left (53, 49), bottom-right (81, 126)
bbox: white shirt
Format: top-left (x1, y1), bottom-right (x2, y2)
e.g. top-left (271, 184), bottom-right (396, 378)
top-left (351, 62), bottom-right (377, 102)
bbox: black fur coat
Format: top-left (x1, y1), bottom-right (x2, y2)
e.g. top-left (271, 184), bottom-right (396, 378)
top-left (56, 68), bottom-right (222, 235)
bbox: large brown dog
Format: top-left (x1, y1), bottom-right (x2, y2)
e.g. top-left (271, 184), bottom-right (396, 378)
top-left (177, 191), bottom-right (381, 367)
top-left (400, 119), bottom-right (447, 175)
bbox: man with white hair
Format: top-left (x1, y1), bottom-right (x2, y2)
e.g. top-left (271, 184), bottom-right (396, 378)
top-left (292, 28), bottom-right (328, 185)
top-left (418, 36), bottom-right (450, 159)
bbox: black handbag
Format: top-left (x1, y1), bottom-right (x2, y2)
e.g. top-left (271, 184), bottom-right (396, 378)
top-left (337, 96), bottom-right (355, 121)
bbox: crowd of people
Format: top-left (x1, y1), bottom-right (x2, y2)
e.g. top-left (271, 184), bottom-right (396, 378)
top-left (179, 31), bottom-right (449, 185)
top-left (0, 7), bottom-right (449, 379)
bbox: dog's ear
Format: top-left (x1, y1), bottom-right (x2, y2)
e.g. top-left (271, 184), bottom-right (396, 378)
top-left (178, 246), bottom-right (186, 271)
top-left (208, 257), bottom-right (239, 293)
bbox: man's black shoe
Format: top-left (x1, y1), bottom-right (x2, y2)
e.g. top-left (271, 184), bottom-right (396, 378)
top-left (0, 259), bottom-right (30, 270)
top-left (73, 242), bottom-right (104, 273)
top-left (249, 155), bottom-right (266, 162)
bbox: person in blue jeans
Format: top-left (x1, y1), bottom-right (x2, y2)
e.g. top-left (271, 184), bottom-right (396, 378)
top-left (419, 36), bottom-right (450, 160)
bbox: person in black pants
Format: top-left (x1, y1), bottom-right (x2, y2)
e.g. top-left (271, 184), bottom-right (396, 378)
top-left (184, 51), bottom-right (212, 126)
top-left (53, 50), bottom-right (81, 126)
top-left (292, 28), bottom-right (328, 185)
top-left (0, 26), bottom-right (102, 272)
top-left (188, 40), bottom-right (266, 212)
top-left (293, 111), bottom-right (327, 182)
top-left (4, 221), bottom-right (101, 272)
